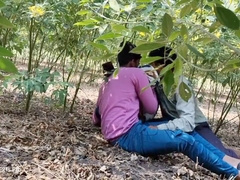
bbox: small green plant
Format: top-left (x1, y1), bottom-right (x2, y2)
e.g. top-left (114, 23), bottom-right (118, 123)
top-left (51, 87), bottom-right (69, 107)
top-left (12, 68), bottom-right (58, 94)
top-left (11, 68), bottom-right (60, 112)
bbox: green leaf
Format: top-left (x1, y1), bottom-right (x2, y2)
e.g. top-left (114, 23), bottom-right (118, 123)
top-left (76, 10), bottom-right (90, 16)
top-left (160, 63), bottom-right (175, 76)
top-left (140, 56), bottom-right (162, 65)
top-left (0, 57), bottom-right (18, 73)
top-left (222, 77), bottom-right (230, 87)
top-left (221, 59), bottom-right (240, 72)
top-left (169, 31), bottom-right (180, 41)
top-left (180, 25), bottom-right (188, 39)
top-left (174, 59), bottom-right (183, 81)
top-left (96, 32), bottom-right (122, 40)
top-left (162, 13), bottom-right (173, 37)
top-left (178, 44), bottom-right (188, 60)
top-left (0, 73), bottom-right (4, 80)
top-left (179, 81), bottom-right (192, 102)
top-left (94, 17), bottom-right (104, 22)
top-left (136, 0), bottom-right (152, 3)
top-left (186, 44), bottom-right (205, 59)
top-left (130, 42), bottom-right (165, 54)
top-left (109, 0), bottom-right (120, 12)
top-left (89, 42), bottom-right (109, 51)
top-left (132, 25), bottom-right (150, 33)
top-left (209, 21), bottom-right (221, 33)
top-left (0, 46), bottom-right (13, 57)
top-left (194, 37), bottom-right (214, 44)
top-left (94, 53), bottom-right (115, 60)
top-left (111, 24), bottom-right (127, 33)
top-left (74, 19), bottom-right (98, 26)
top-left (236, 7), bottom-right (240, 13)
top-left (99, 24), bottom-right (108, 35)
top-left (235, 30), bottom-right (240, 38)
top-left (0, 0), bottom-right (5, 8)
top-left (0, 15), bottom-right (14, 28)
top-left (59, 90), bottom-right (65, 104)
top-left (113, 67), bottom-right (119, 78)
top-left (180, 4), bottom-right (192, 18)
top-left (176, 0), bottom-right (189, 6)
top-left (189, 0), bottom-right (199, 11)
top-left (214, 5), bottom-right (240, 30)
top-left (163, 70), bottom-right (174, 96)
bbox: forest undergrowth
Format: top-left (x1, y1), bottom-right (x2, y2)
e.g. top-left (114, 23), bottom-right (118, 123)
top-left (0, 82), bottom-right (239, 180)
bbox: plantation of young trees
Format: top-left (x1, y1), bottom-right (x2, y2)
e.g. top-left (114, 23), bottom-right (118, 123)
top-left (0, 0), bottom-right (240, 179)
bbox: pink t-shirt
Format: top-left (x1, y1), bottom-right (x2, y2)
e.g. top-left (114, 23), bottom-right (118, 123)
top-left (93, 68), bottom-right (158, 141)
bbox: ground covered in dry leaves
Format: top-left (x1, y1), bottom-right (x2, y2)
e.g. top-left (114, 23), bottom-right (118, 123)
top-left (0, 84), bottom-right (240, 180)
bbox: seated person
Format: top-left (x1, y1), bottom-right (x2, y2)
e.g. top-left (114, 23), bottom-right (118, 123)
top-left (140, 46), bottom-right (240, 159)
top-left (93, 41), bottom-right (240, 179)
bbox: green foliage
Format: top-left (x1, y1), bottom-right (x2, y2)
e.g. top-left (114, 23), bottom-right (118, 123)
top-left (0, 0), bottom-right (5, 8)
top-left (0, 15), bottom-right (14, 28)
top-left (214, 5), bottom-right (240, 30)
top-left (131, 42), bottom-right (166, 54)
top-left (162, 13), bottom-right (173, 37)
top-left (174, 59), bottom-right (183, 82)
top-left (10, 68), bottom-right (74, 108)
top-left (162, 70), bottom-right (174, 96)
top-left (0, 2), bottom-right (17, 76)
top-left (0, 49), bottom-right (17, 75)
top-left (186, 44), bottom-right (205, 59)
top-left (221, 59), bottom-right (240, 72)
top-left (179, 81), bottom-right (192, 102)
top-left (132, 25), bottom-right (150, 33)
top-left (0, 46), bottom-right (13, 57)
top-left (89, 42), bottom-right (109, 51)
top-left (96, 32), bottom-right (122, 41)
top-left (113, 67), bottom-right (119, 78)
top-left (51, 88), bottom-right (69, 106)
top-left (109, 0), bottom-right (120, 12)
top-left (160, 63), bottom-right (175, 76)
top-left (0, 57), bottom-right (18, 73)
top-left (12, 68), bottom-right (60, 95)
top-left (140, 56), bottom-right (162, 65)
top-left (180, 4), bottom-right (192, 18)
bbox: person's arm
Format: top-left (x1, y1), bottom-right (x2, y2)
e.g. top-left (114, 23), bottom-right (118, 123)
top-left (93, 106), bottom-right (101, 127)
top-left (156, 76), bottom-right (196, 132)
top-left (135, 70), bottom-right (158, 115)
top-left (92, 86), bottom-right (103, 127)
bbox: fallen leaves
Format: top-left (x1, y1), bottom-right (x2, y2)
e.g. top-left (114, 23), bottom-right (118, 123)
top-left (0, 91), bottom-right (239, 180)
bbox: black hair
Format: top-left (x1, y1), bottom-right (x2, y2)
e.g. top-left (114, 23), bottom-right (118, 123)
top-left (149, 46), bottom-right (177, 66)
top-left (102, 62), bottom-right (114, 72)
top-left (117, 41), bottom-right (142, 66)
top-left (102, 61), bottom-right (114, 77)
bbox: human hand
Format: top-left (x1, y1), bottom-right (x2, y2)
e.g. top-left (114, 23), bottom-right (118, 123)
top-left (149, 125), bottom-right (158, 129)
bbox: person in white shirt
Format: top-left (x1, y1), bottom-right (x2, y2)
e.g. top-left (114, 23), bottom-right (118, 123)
top-left (141, 46), bottom-right (240, 160)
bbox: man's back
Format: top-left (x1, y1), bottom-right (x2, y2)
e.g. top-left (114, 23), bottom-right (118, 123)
top-left (97, 67), bottom-right (158, 141)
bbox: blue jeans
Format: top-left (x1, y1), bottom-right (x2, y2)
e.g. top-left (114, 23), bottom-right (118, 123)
top-left (114, 121), bottom-right (238, 178)
top-left (195, 122), bottom-right (238, 158)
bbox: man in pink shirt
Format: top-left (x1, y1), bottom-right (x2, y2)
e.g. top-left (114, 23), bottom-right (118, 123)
top-left (93, 41), bottom-right (240, 179)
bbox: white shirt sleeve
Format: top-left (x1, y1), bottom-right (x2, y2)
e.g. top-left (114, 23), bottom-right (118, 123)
top-left (157, 76), bottom-right (196, 132)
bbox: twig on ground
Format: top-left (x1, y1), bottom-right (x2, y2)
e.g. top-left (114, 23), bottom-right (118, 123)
top-left (31, 161), bottom-right (64, 180)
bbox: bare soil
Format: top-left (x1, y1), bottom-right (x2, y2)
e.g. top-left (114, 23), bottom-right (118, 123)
top-left (0, 80), bottom-right (240, 180)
